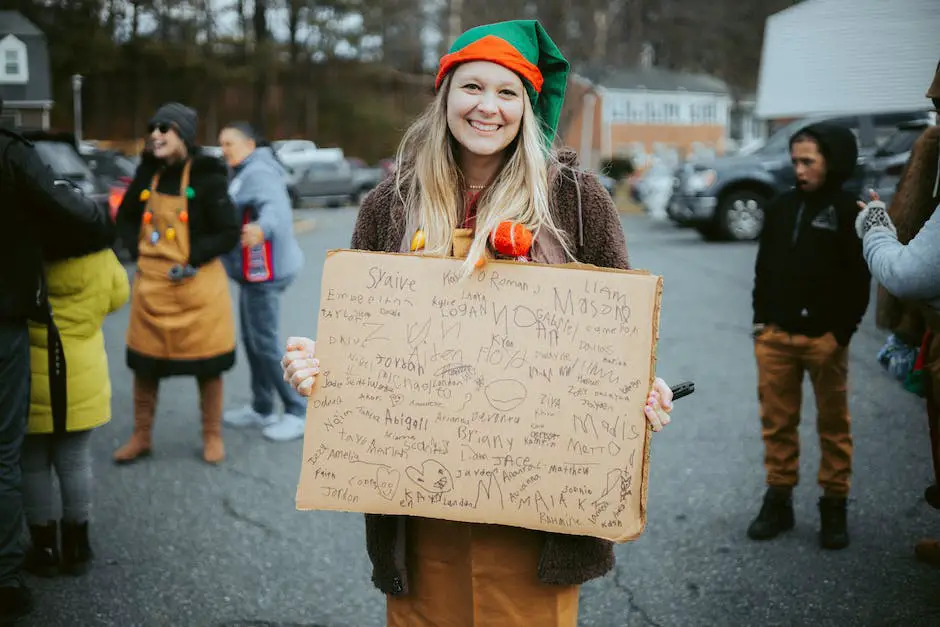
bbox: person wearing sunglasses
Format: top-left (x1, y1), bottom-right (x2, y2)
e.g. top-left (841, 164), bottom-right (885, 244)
top-left (113, 102), bottom-right (241, 465)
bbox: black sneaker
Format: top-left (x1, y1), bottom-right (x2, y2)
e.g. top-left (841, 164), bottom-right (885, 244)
top-left (0, 584), bottom-right (34, 624)
top-left (747, 486), bottom-right (795, 540)
top-left (819, 496), bottom-right (849, 550)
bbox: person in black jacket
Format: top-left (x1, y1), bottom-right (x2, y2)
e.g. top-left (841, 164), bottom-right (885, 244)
top-left (0, 103), bottom-right (113, 623)
top-left (748, 122), bottom-right (871, 550)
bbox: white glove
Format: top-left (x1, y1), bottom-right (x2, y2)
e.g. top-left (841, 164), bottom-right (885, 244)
top-left (281, 336), bottom-right (319, 396)
top-left (855, 199), bottom-right (897, 239)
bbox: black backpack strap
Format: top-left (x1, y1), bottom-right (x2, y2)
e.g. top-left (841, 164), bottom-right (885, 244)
top-left (34, 269), bottom-right (68, 435)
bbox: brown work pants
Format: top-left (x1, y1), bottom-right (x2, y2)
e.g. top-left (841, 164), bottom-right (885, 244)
top-left (386, 517), bottom-right (579, 627)
top-left (755, 326), bottom-right (852, 497)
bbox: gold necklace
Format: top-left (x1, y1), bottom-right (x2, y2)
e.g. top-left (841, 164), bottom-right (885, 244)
top-left (467, 183), bottom-right (488, 190)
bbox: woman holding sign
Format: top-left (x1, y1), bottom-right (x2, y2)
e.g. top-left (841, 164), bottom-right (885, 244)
top-left (281, 20), bottom-right (676, 627)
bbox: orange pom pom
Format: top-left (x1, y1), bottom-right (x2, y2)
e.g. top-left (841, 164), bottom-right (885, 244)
top-left (490, 222), bottom-right (533, 258)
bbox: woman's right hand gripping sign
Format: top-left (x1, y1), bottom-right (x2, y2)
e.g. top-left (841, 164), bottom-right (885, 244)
top-left (281, 336), bottom-right (320, 396)
top-left (282, 336), bottom-right (676, 431)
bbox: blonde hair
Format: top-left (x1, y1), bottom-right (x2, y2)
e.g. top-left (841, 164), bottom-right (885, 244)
top-left (394, 73), bottom-right (575, 277)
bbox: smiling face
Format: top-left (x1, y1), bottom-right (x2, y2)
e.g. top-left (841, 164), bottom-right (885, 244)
top-left (446, 61), bottom-right (526, 163)
top-left (149, 122), bottom-right (188, 161)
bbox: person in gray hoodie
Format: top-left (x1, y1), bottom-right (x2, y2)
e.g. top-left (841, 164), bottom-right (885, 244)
top-left (219, 122), bottom-right (307, 442)
top-left (857, 192), bottom-right (940, 566)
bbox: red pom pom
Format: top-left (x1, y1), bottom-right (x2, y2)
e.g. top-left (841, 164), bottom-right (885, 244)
top-left (490, 222), bottom-right (533, 258)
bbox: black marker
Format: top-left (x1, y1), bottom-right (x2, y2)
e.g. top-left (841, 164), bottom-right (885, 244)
top-left (669, 381), bottom-right (695, 401)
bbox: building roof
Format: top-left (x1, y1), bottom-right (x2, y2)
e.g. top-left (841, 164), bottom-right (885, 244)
top-left (0, 11), bottom-right (44, 37)
top-left (581, 66), bottom-right (731, 95)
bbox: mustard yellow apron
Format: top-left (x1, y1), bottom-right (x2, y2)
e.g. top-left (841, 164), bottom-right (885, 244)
top-left (386, 221), bottom-right (579, 627)
top-left (126, 160), bottom-right (235, 363)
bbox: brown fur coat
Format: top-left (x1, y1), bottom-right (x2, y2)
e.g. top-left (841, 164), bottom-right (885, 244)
top-left (875, 125), bottom-right (940, 343)
top-left (350, 149), bottom-right (629, 596)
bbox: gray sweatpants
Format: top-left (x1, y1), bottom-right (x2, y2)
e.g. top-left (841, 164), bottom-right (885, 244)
top-left (21, 430), bottom-right (94, 524)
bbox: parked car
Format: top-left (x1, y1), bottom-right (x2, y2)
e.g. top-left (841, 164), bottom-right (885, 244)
top-left (860, 117), bottom-right (933, 207)
top-left (669, 110), bottom-right (930, 241)
top-left (273, 139), bottom-right (319, 185)
top-left (82, 149), bottom-right (135, 187)
top-left (18, 129), bottom-right (110, 211)
top-left (290, 153), bottom-right (384, 207)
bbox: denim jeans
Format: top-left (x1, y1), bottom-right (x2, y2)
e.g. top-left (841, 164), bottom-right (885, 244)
top-left (0, 321), bottom-right (29, 587)
top-left (239, 279), bottom-right (306, 417)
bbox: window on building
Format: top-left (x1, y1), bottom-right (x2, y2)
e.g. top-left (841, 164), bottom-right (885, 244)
top-left (5, 50), bottom-right (18, 75)
top-left (0, 35), bottom-right (28, 84)
top-left (665, 103), bottom-right (680, 124)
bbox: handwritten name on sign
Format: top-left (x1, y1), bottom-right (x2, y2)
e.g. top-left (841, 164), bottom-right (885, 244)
top-left (295, 249), bottom-right (663, 543)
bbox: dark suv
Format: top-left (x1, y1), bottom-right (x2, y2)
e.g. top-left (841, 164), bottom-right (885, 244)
top-left (668, 111), bottom-right (930, 241)
top-left (860, 118), bottom-right (933, 208)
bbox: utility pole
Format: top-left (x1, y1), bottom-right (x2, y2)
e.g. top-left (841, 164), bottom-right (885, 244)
top-left (71, 74), bottom-right (84, 145)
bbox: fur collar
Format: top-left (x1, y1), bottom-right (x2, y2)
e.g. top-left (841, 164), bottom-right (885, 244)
top-left (890, 125), bottom-right (940, 243)
top-left (135, 148), bottom-right (225, 180)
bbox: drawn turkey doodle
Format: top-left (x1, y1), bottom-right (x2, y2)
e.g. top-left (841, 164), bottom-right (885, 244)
top-left (406, 459), bottom-right (455, 494)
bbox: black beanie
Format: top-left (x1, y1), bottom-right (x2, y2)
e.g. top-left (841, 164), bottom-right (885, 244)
top-left (150, 102), bottom-right (197, 146)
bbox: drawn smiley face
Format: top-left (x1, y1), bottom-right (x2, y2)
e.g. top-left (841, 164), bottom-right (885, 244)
top-left (405, 459), bottom-right (454, 493)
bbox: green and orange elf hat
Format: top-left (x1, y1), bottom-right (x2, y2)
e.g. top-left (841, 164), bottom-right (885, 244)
top-left (436, 20), bottom-right (570, 145)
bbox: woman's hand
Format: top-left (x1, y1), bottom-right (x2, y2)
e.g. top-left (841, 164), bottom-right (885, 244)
top-left (855, 189), bottom-right (897, 239)
top-left (645, 377), bottom-right (674, 432)
top-left (281, 336), bottom-right (320, 396)
top-left (241, 222), bottom-right (265, 248)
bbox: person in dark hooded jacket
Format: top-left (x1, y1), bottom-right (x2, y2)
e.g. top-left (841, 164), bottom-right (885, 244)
top-left (747, 122), bottom-right (871, 550)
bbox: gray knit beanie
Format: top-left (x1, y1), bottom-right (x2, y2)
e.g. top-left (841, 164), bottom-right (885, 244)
top-left (149, 102), bottom-right (197, 147)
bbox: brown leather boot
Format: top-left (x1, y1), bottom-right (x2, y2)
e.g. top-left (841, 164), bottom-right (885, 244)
top-left (199, 376), bottom-right (225, 464)
top-left (915, 538), bottom-right (940, 566)
top-left (114, 377), bottom-right (159, 463)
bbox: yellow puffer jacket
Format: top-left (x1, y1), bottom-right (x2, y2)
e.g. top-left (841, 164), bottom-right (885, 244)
top-left (28, 248), bottom-right (130, 434)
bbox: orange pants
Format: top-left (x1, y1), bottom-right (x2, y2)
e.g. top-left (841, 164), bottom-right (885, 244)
top-left (755, 326), bottom-right (852, 496)
top-left (386, 518), bottom-right (580, 627)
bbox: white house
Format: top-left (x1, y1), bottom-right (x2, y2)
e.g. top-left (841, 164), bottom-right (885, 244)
top-left (0, 11), bottom-right (53, 129)
top-left (756, 0), bottom-right (940, 120)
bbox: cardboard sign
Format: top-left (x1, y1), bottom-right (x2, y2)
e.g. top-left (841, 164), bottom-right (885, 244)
top-left (296, 249), bottom-right (663, 543)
